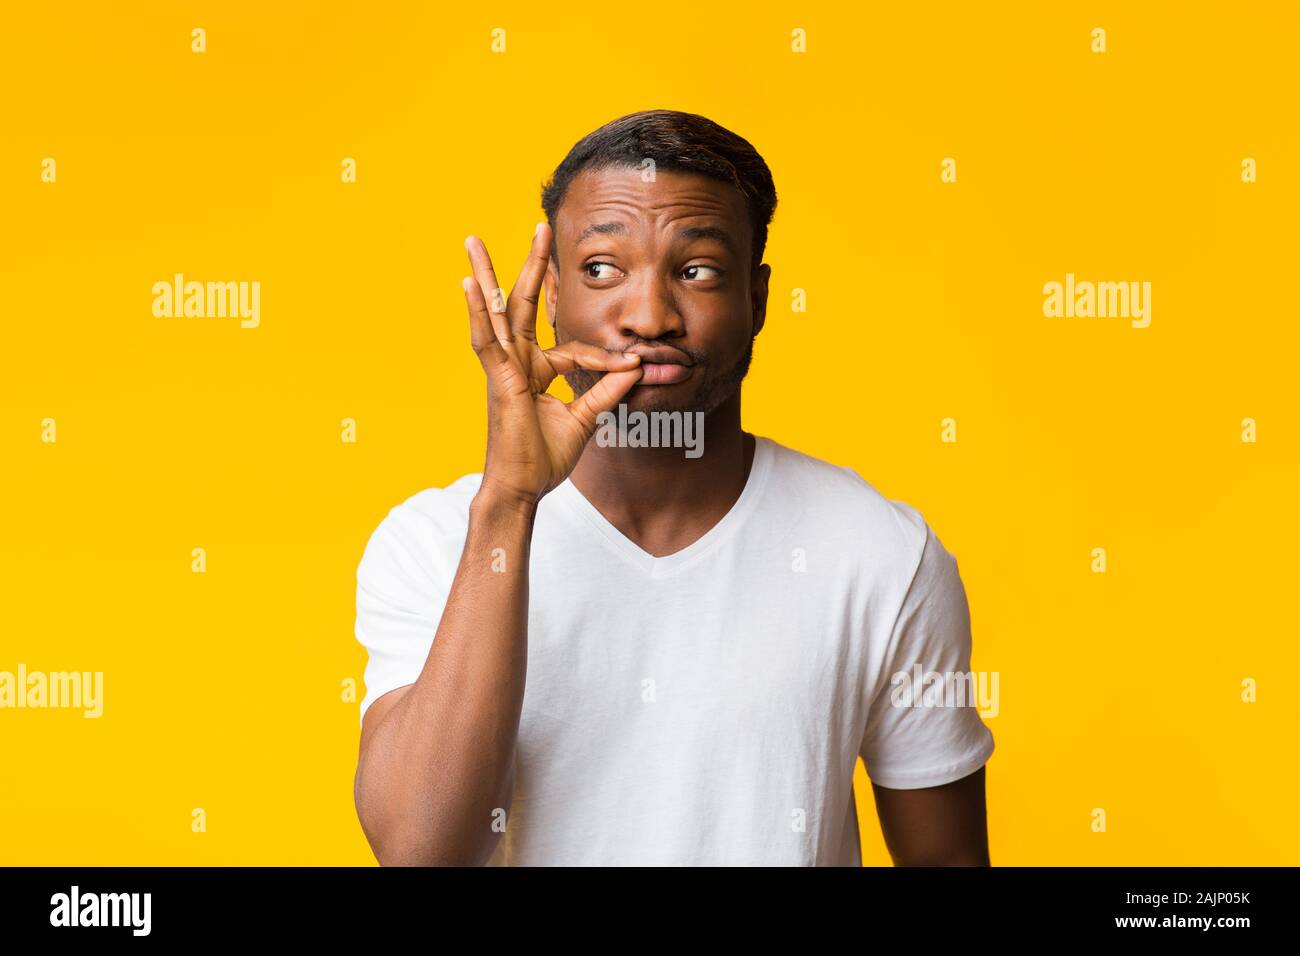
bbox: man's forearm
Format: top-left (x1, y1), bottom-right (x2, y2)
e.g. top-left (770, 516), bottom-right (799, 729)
top-left (356, 488), bottom-right (535, 865)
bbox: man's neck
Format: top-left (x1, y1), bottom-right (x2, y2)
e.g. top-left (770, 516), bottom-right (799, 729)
top-left (567, 394), bottom-right (754, 558)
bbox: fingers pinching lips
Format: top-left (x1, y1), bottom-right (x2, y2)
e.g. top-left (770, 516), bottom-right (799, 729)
top-left (462, 224), bottom-right (637, 392)
top-left (543, 341), bottom-right (641, 375)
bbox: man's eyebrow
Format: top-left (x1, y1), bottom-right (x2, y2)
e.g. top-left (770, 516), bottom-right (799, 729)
top-left (676, 225), bottom-right (734, 250)
top-left (574, 222), bottom-right (628, 244)
top-left (573, 221), bottom-right (735, 249)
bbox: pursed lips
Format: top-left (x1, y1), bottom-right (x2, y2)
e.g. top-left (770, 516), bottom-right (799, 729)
top-left (621, 344), bottom-right (695, 385)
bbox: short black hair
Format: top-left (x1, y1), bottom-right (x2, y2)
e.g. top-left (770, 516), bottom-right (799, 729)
top-left (540, 109), bottom-right (778, 273)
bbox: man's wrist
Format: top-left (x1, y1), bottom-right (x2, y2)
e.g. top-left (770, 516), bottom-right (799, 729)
top-left (471, 479), bottom-right (540, 523)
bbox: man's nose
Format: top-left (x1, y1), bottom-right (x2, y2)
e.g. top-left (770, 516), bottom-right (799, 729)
top-left (618, 274), bottom-right (685, 341)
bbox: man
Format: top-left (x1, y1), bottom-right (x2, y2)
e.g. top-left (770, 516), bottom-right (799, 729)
top-left (352, 109), bottom-right (994, 866)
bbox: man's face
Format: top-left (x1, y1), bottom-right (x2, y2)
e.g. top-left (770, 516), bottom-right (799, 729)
top-left (544, 165), bottom-right (770, 416)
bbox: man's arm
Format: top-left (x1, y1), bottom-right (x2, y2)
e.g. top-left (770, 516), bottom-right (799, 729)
top-left (354, 488), bottom-right (535, 866)
top-left (871, 765), bottom-right (990, 866)
top-left (351, 222), bottom-right (642, 866)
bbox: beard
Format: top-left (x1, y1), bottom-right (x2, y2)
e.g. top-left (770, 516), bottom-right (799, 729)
top-left (563, 336), bottom-right (754, 417)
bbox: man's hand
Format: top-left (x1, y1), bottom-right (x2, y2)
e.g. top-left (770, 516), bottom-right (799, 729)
top-left (462, 222), bottom-right (642, 508)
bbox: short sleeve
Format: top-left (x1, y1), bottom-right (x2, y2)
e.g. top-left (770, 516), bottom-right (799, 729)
top-left (354, 493), bottom-right (463, 726)
top-left (859, 522), bottom-right (995, 789)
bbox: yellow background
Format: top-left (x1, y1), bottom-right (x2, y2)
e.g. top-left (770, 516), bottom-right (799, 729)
top-left (2, 2), bottom-right (1296, 865)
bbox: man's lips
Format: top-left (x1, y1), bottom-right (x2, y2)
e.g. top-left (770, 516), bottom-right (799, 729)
top-left (636, 362), bottom-right (693, 385)
top-left (621, 344), bottom-right (694, 386)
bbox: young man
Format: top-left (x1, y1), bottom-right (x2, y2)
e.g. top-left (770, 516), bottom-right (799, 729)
top-left (352, 109), bottom-right (994, 866)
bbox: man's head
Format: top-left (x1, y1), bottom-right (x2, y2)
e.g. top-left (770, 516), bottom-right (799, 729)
top-left (540, 110), bottom-right (777, 416)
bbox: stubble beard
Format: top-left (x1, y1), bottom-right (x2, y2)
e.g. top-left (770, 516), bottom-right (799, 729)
top-left (563, 336), bottom-right (754, 418)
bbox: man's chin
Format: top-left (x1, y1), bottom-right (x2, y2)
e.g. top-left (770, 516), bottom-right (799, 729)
top-left (619, 381), bottom-right (707, 416)
top-left (565, 369), bottom-right (727, 418)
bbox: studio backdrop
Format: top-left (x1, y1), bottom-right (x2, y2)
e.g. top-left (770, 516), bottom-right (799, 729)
top-left (2, 2), bottom-right (1295, 865)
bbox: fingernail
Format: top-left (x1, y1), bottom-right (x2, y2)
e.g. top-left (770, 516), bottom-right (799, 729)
top-left (461, 277), bottom-right (473, 291)
top-left (534, 222), bottom-right (544, 236)
top-left (464, 235), bottom-right (475, 249)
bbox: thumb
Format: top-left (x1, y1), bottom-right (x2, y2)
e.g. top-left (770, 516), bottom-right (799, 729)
top-left (566, 367), bottom-right (644, 433)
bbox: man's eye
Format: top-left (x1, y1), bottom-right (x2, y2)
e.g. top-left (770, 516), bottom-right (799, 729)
top-left (682, 264), bottom-right (722, 281)
top-left (584, 262), bottom-right (622, 279)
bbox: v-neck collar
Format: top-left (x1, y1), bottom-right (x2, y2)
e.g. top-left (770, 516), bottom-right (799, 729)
top-left (550, 435), bottom-right (775, 579)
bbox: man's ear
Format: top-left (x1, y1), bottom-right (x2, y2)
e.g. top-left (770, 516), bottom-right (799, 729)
top-left (544, 258), bottom-right (558, 332)
top-left (751, 262), bottom-right (771, 338)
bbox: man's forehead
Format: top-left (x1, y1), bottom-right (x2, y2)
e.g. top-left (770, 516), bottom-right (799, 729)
top-left (552, 168), bottom-right (752, 265)
top-left (558, 166), bottom-right (747, 233)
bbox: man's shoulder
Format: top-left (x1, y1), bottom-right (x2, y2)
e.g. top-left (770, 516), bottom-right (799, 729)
top-left (391, 472), bottom-right (484, 526)
top-left (758, 435), bottom-right (930, 554)
top-left (358, 473), bottom-right (484, 569)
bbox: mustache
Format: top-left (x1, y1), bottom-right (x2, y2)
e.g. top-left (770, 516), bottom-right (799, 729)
top-left (587, 339), bottom-right (707, 366)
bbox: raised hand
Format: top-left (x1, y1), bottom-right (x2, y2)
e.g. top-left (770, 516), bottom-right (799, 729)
top-left (461, 222), bottom-right (642, 508)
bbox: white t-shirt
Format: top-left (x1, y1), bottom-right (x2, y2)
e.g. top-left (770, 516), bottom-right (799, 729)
top-left (354, 435), bottom-right (995, 865)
